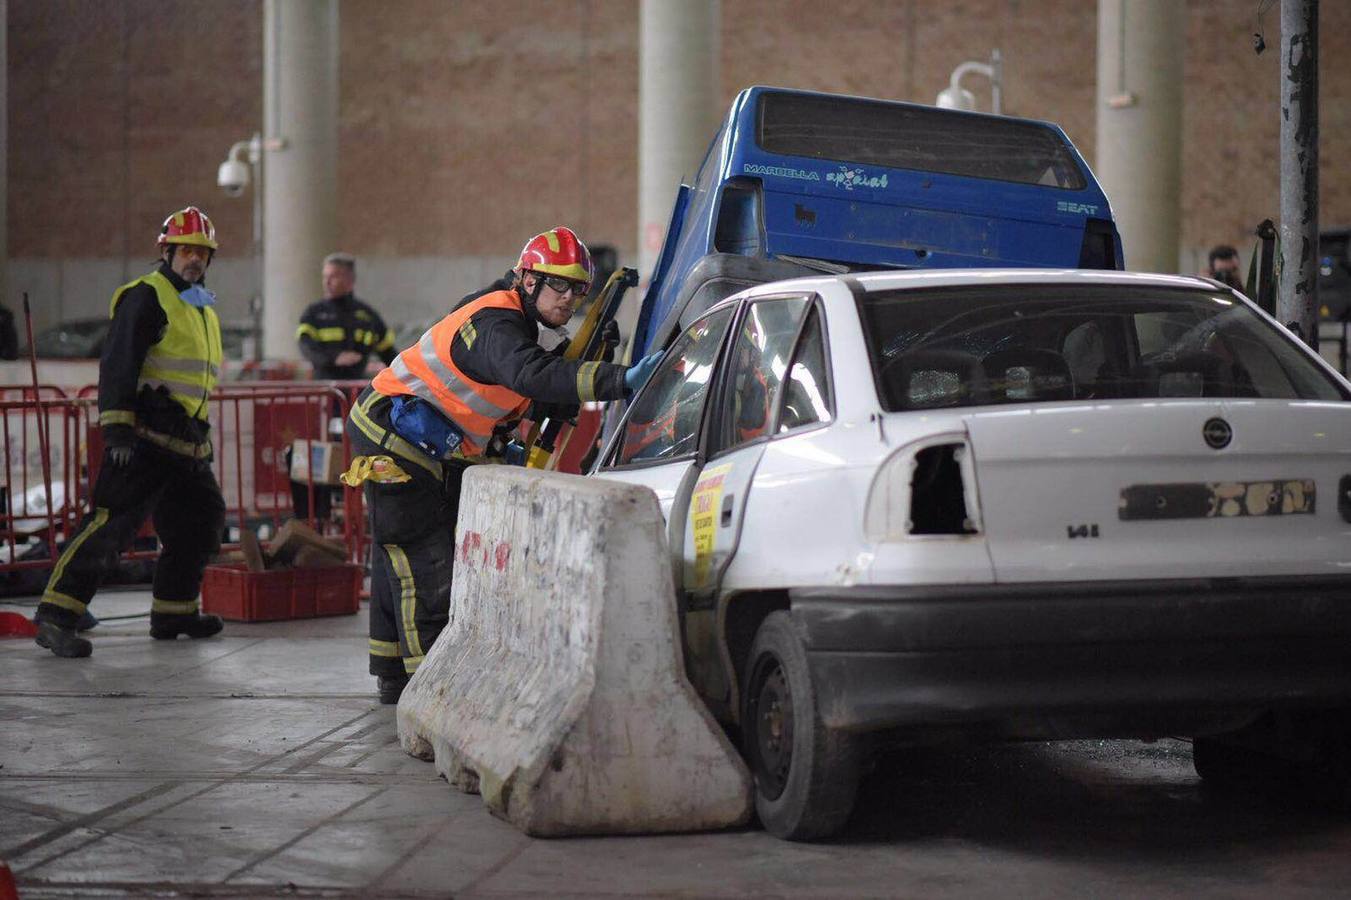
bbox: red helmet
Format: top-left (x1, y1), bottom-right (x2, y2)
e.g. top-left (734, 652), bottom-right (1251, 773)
top-left (516, 226), bottom-right (592, 287)
top-left (157, 206), bottom-right (218, 250)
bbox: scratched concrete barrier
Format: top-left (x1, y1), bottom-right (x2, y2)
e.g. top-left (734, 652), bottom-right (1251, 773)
top-left (396, 466), bottom-right (752, 836)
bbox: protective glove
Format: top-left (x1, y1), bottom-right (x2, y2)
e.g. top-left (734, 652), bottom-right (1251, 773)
top-left (107, 444), bottom-right (135, 468)
top-left (623, 352), bottom-right (663, 395)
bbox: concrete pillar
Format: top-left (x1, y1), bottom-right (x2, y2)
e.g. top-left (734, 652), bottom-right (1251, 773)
top-left (1278, 0), bottom-right (1319, 347)
top-left (634, 0), bottom-right (720, 339)
top-left (262, 0), bottom-right (338, 360)
top-left (1093, 0), bottom-right (1183, 272)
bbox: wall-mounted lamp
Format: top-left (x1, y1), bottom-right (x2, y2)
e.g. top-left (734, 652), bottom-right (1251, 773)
top-left (935, 49), bottom-right (1003, 114)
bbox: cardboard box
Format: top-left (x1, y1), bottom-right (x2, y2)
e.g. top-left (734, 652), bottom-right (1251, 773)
top-left (239, 529), bottom-right (267, 572)
top-left (290, 439), bottom-right (345, 485)
top-left (270, 518), bottom-right (348, 566)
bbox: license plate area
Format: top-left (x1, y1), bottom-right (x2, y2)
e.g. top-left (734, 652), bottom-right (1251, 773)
top-left (1119, 479), bottom-right (1315, 520)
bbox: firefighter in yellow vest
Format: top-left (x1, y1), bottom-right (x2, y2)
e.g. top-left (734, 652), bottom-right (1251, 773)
top-left (346, 226), bottom-right (661, 703)
top-left (34, 207), bottom-right (228, 658)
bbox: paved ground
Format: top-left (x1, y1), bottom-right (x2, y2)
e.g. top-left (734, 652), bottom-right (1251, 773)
top-left (4, 588), bottom-right (1351, 898)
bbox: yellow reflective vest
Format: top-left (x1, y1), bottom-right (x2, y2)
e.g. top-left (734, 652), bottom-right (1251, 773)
top-left (107, 270), bottom-right (222, 423)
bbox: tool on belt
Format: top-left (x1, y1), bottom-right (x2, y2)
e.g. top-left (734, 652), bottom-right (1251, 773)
top-left (389, 395), bottom-right (466, 460)
top-left (339, 454), bottom-right (412, 488)
top-left (524, 266), bottom-right (638, 470)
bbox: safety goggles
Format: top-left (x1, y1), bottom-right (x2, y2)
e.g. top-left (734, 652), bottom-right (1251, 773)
top-left (538, 274), bottom-right (589, 296)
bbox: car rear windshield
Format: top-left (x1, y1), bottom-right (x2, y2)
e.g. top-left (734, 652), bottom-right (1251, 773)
top-left (861, 284), bottom-right (1349, 411)
top-left (757, 91), bottom-right (1087, 190)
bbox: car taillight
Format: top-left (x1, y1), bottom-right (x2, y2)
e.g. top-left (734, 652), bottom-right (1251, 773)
top-left (1078, 217), bottom-right (1119, 270)
top-left (863, 437), bottom-right (982, 541)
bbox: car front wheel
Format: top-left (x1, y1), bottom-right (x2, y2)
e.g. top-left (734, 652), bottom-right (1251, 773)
top-left (741, 611), bottom-right (860, 840)
top-left (1194, 712), bottom-right (1351, 811)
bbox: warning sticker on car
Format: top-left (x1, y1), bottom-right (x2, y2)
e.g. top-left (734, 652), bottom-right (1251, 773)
top-left (690, 463), bottom-right (734, 586)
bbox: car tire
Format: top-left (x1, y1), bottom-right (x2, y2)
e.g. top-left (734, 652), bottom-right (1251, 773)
top-left (1192, 736), bottom-right (1274, 786)
top-left (1307, 713), bottom-right (1351, 811)
top-left (1196, 714), bottom-right (1351, 812)
top-left (741, 611), bottom-right (859, 841)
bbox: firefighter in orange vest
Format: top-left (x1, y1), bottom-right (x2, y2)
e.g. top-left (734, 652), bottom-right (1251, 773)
top-left (345, 226), bottom-right (660, 703)
top-left (34, 207), bottom-right (228, 658)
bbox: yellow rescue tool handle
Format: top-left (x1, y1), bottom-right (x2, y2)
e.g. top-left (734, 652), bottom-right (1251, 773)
top-left (524, 267), bottom-right (638, 469)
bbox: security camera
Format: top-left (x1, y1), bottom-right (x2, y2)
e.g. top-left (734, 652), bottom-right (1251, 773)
top-left (217, 158), bottom-right (250, 197)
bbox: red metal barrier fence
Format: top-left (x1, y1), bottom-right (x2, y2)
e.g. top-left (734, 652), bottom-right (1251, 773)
top-left (2, 378), bottom-right (606, 589)
top-left (1, 386), bottom-right (85, 578)
top-left (2, 382), bottom-right (369, 586)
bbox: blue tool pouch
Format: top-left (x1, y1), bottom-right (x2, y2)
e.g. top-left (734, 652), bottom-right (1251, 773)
top-left (389, 396), bottom-right (464, 460)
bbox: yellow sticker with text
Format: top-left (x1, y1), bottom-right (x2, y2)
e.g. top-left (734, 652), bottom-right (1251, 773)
top-left (690, 463), bottom-right (733, 587)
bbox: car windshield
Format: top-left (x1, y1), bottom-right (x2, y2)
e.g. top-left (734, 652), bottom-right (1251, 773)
top-left (861, 284), bottom-right (1348, 411)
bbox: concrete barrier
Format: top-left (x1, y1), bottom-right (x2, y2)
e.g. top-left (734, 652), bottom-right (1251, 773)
top-left (397, 466), bottom-right (752, 836)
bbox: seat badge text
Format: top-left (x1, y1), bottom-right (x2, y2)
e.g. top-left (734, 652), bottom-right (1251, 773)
top-left (1057, 201), bottom-right (1099, 215)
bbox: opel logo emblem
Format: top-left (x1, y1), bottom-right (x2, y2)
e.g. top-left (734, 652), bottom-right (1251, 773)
top-left (1203, 417), bottom-right (1232, 449)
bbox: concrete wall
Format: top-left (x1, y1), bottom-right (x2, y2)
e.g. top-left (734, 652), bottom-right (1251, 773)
top-left (8, 0), bottom-right (1351, 342)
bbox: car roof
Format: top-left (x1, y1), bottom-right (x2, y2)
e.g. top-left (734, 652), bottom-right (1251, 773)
top-left (849, 268), bottom-right (1217, 292)
top-left (696, 268), bottom-right (1224, 319)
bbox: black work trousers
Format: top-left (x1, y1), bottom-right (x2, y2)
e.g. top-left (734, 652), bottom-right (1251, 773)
top-left (37, 443), bottom-right (226, 628)
top-left (347, 390), bottom-right (467, 678)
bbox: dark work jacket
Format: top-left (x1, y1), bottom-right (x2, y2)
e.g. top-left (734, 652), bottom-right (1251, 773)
top-left (99, 263), bottom-right (211, 449)
top-left (297, 293), bottom-right (396, 379)
top-left (454, 274), bottom-right (607, 421)
top-left (0, 305), bottom-right (17, 360)
top-left (448, 291), bottom-right (627, 406)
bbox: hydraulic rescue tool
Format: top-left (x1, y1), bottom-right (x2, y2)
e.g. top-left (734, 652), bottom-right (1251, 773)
top-left (525, 266), bottom-right (638, 469)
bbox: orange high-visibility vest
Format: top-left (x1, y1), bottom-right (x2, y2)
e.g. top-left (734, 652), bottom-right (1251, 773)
top-left (371, 291), bottom-right (531, 456)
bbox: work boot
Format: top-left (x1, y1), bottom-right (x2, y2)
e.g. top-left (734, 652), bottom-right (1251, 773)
top-left (35, 619), bottom-right (93, 658)
top-left (377, 674), bottom-right (409, 705)
top-left (149, 613), bottom-right (224, 641)
top-left (75, 610), bottom-right (99, 632)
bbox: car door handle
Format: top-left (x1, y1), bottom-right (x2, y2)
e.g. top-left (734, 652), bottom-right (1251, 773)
top-left (721, 494), bottom-right (735, 527)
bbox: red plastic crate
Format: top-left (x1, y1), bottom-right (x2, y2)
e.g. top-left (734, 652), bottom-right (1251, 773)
top-left (201, 564), bottom-right (363, 622)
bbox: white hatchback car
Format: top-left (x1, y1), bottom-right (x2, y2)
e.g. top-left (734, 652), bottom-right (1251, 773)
top-left (594, 269), bottom-right (1351, 840)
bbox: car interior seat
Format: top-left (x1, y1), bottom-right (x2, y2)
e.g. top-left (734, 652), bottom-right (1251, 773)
top-left (887, 349), bottom-right (988, 409)
top-left (1132, 350), bottom-right (1256, 398)
top-left (980, 348), bottom-right (1076, 402)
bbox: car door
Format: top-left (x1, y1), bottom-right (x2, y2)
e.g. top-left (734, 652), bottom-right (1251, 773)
top-left (679, 294), bottom-right (817, 607)
top-left (595, 304), bottom-right (738, 540)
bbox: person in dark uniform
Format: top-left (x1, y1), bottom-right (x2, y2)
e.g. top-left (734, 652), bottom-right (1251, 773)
top-left (33, 206), bottom-right (228, 658)
top-left (343, 226), bottom-right (661, 704)
top-left (1207, 245), bottom-right (1242, 289)
top-left (296, 253), bottom-right (397, 379)
top-left (0, 302), bottom-right (18, 360)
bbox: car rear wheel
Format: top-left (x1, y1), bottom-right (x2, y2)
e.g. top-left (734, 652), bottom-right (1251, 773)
top-left (1307, 713), bottom-right (1351, 811)
top-left (741, 611), bottom-right (859, 840)
top-left (1192, 736), bottom-right (1279, 785)
top-left (1195, 712), bottom-right (1351, 811)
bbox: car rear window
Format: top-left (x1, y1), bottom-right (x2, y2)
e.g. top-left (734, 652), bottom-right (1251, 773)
top-left (757, 91), bottom-right (1087, 190)
top-left (860, 284), bottom-right (1348, 411)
